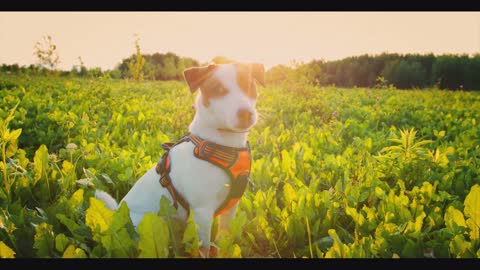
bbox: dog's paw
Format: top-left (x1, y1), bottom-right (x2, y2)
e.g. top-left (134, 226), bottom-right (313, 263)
top-left (209, 245), bottom-right (219, 258)
top-left (198, 246), bottom-right (210, 258)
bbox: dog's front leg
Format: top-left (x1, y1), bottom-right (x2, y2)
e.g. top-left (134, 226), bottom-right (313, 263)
top-left (216, 201), bottom-right (239, 240)
top-left (210, 201), bottom-right (239, 257)
top-left (192, 207), bottom-right (214, 258)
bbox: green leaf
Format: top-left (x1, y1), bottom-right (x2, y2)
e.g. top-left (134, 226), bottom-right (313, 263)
top-left (0, 241), bottom-right (16, 258)
top-left (158, 195), bottom-right (178, 217)
top-left (324, 229), bottom-right (350, 258)
top-left (466, 219), bottom-right (479, 241)
top-left (283, 183), bottom-right (297, 206)
top-left (33, 222), bottom-right (55, 258)
top-left (358, 191), bottom-right (370, 202)
top-left (69, 189), bottom-right (84, 209)
top-left (85, 198), bottom-right (137, 257)
top-left (375, 187), bottom-right (385, 198)
top-left (400, 239), bottom-right (418, 258)
top-left (33, 144), bottom-right (49, 183)
top-left (230, 210), bottom-right (247, 238)
top-left (346, 206), bottom-right (365, 226)
top-left (316, 236), bottom-right (333, 250)
top-left (111, 202), bottom-right (132, 231)
top-left (56, 214), bottom-right (85, 241)
top-left (413, 212), bottom-right (426, 234)
top-left (55, 233), bottom-right (70, 253)
top-left (464, 184), bottom-right (480, 240)
top-left (182, 211), bottom-right (199, 256)
top-left (99, 173), bottom-right (115, 187)
top-left (230, 244), bottom-right (242, 258)
top-left (63, 244), bottom-right (88, 258)
top-left (0, 166), bottom-right (4, 191)
top-left (61, 160), bottom-right (76, 181)
top-left (315, 245), bottom-right (324, 258)
top-left (281, 150), bottom-right (295, 176)
top-left (137, 213), bottom-right (169, 258)
top-left (444, 206), bottom-right (466, 232)
top-left (412, 140), bottom-right (432, 149)
top-left (6, 138), bottom-right (19, 158)
top-left (86, 197), bottom-right (114, 234)
top-left (100, 228), bottom-right (136, 258)
top-left (449, 234), bottom-right (472, 258)
top-left (102, 202), bottom-right (137, 258)
top-left (7, 128), bottom-right (22, 142)
top-left (90, 245), bottom-right (106, 258)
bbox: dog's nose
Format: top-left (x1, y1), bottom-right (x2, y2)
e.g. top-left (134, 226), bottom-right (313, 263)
top-left (237, 108), bottom-right (253, 128)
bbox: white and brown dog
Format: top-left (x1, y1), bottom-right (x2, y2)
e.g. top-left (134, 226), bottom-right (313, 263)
top-left (95, 62), bottom-right (265, 258)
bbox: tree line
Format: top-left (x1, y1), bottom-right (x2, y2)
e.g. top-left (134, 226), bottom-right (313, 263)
top-left (0, 51), bottom-right (199, 81)
top-left (114, 52), bottom-right (199, 81)
top-left (266, 53), bottom-right (480, 90)
top-left (1, 35), bottom-right (200, 81)
top-left (1, 36), bottom-right (479, 90)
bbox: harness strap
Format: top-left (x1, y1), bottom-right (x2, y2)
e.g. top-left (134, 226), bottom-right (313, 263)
top-left (214, 172), bottom-right (249, 217)
top-left (155, 133), bottom-right (251, 217)
top-left (156, 140), bottom-right (191, 212)
top-left (189, 135), bottom-right (251, 217)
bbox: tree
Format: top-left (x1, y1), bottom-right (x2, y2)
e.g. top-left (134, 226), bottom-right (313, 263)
top-left (432, 55), bottom-right (462, 90)
top-left (78, 56), bottom-right (88, 77)
top-left (265, 65), bottom-right (294, 85)
top-left (384, 60), bottom-right (427, 89)
top-left (127, 35), bottom-right (145, 81)
top-left (88, 67), bottom-right (102, 78)
top-left (112, 51), bottom-right (199, 81)
top-left (34, 35), bottom-right (60, 71)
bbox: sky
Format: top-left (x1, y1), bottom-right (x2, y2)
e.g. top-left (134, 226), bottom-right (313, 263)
top-left (0, 12), bottom-right (479, 71)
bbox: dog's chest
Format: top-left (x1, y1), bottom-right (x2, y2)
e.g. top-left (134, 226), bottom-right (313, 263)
top-left (167, 141), bottom-right (231, 208)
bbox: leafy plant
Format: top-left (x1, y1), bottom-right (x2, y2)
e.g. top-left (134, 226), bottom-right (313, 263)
top-left (34, 35), bottom-right (60, 71)
top-left (127, 35), bottom-right (145, 81)
top-left (1, 73), bottom-right (479, 258)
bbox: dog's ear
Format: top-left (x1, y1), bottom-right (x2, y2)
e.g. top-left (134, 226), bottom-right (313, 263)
top-left (183, 67), bottom-right (205, 93)
top-left (251, 63), bottom-right (265, 87)
top-left (183, 64), bottom-right (217, 93)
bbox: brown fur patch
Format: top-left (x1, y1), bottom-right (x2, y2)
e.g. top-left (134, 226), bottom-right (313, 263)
top-left (199, 76), bottom-right (229, 107)
top-left (188, 63), bottom-right (264, 107)
top-left (184, 64), bottom-right (219, 93)
top-left (235, 63), bottom-right (258, 99)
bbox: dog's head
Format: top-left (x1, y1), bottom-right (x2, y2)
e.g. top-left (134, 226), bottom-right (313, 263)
top-left (183, 62), bottom-right (265, 133)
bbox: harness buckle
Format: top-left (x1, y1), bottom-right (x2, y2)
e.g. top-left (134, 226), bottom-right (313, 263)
top-left (159, 174), bottom-right (171, 187)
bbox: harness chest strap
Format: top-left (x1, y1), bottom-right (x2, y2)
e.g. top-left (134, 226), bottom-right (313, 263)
top-left (155, 133), bottom-right (251, 217)
top-left (155, 138), bottom-right (191, 212)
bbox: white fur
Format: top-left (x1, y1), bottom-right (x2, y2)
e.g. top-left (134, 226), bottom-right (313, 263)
top-left (94, 190), bottom-right (119, 210)
top-left (95, 64), bottom-right (258, 257)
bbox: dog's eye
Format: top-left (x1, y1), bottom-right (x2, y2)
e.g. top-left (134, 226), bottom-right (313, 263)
top-left (214, 86), bottom-right (227, 95)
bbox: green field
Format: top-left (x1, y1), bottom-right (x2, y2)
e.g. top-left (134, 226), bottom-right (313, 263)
top-left (0, 74), bottom-right (479, 258)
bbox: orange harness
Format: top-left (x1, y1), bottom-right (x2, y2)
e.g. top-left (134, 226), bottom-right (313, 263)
top-left (155, 133), bottom-right (251, 217)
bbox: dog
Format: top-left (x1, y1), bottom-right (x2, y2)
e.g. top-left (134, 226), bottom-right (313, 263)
top-left (95, 61), bottom-right (265, 258)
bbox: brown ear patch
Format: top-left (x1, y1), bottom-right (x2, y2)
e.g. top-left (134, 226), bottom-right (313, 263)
top-left (183, 64), bottom-right (219, 93)
top-left (251, 63), bottom-right (265, 87)
top-left (235, 63), bottom-right (265, 99)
